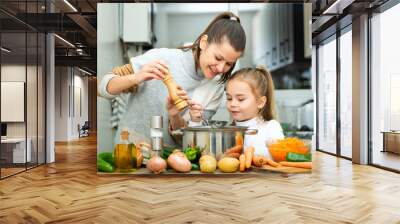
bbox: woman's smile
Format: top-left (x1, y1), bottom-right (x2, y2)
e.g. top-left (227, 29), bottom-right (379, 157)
top-left (208, 66), bottom-right (218, 76)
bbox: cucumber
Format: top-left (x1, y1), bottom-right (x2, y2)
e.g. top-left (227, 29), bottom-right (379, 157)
top-left (97, 159), bottom-right (114, 172)
top-left (191, 163), bottom-right (200, 171)
top-left (98, 152), bottom-right (114, 165)
top-left (286, 152), bottom-right (312, 162)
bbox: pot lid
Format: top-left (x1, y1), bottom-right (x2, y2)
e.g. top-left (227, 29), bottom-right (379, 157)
top-left (184, 125), bottom-right (249, 132)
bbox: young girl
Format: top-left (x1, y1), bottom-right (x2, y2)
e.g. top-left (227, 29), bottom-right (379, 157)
top-left (190, 66), bottom-right (284, 158)
top-left (226, 66), bottom-right (284, 157)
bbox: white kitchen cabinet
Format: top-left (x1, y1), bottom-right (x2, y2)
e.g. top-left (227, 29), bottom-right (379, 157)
top-left (252, 4), bottom-right (298, 71)
top-left (252, 9), bottom-right (264, 66)
top-left (120, 4), bottom-right (152, 44)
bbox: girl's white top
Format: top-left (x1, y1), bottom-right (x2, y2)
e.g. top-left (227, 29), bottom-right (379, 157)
top-left (236, 117), bottom-right (284, 158)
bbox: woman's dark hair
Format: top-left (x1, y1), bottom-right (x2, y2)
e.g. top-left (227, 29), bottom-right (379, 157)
top-left (180, 12), bottom-right (246, 83)
top-left (227, 65), bottom-right (276, 121)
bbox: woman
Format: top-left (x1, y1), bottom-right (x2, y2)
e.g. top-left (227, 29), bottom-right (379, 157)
top-left (98, 11), bottom-right (246, 146)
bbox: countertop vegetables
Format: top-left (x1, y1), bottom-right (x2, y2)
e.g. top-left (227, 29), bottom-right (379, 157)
top-left (244, 146), bottom-right (255, 169)
top-left (191, 163), bottom-right (200, 171)
top-left (218, 157), bottom-right (240, 173)
top-left (286, 152), bottom-right (312, 162)
top-left (252, 155), bottom-right (268, 167)
top-left (183, 146), bottom-right (202, 163)
top-left (199, 155), bottom-right (217, 173)
top-left (162, 146), bottom-right (175, 160)
top-left (98, 152), bottom-right (114, 165)
top-left (268, 137), bottom-right (309, 162)
top-left (279, 161), bottom-right (312, 169)
top-left (239, 154), bottom-right (246, 172)
top-left (98, 152), bottom-right (115, 172)
top-left (147, 155), bottom-right (167, 174)
top-left (97, 152), bottom-right (115, 173)
top-left (224, 145), bottom-right (243, 155)
top-left (97, 159), bottom-right (114, 172)
top-left (167, 150), bottom-right (192, 173)
top-left (235, 132), bottom-right (243, 146)
top-left (266, 159), bottom-right (280, 167)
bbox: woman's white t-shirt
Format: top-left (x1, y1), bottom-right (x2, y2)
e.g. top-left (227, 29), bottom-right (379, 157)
top-left (235, 117), bottom-right (284, 158)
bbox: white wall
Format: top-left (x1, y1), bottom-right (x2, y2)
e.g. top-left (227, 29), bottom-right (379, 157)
top-left (1, 64), bottom-right (46, 163)
top-left (54, 67), bottom-right (89, 141)
top-left (1, 65), bottom-right (35, 137)
top-left (97, 4), bottom-right (124, 152)
top-left (55, 67), bottom-right (68, 141)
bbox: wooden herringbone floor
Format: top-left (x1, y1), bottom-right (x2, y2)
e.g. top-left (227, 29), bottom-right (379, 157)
top-left (1, 135), bottom-right (400, 224)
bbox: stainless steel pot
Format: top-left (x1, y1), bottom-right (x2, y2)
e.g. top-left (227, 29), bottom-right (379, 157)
top-left (171, 121), bottom-right (257, 159)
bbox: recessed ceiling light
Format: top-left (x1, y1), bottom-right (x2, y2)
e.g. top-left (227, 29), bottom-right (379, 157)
top-left (54, 34), bottom-right (75, 48)
top-left (1, 47), bottom-right (11, 53)
top-left (78, 67), bottom-right (92, 76)
top-left (63, 0), bottom-right (78, 12)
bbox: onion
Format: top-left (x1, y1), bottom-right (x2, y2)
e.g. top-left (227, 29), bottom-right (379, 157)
top-left (146, 156), bottom-right (167, 174)
top-left (167, 150), bottom-right (192, 173)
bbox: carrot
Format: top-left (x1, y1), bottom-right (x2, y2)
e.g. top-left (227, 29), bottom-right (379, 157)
top-left (225, 152), bottom-right (241, 159)
top-left (235, 132), bottom-right (243, 146)
top-left (266, 159), bottom-right (280, 167)
top-left (225, 145), bottom-right (243, 154)
top-left (244, 146), bottom-right (254, 169)
top-left (239, 154), bottom-right (246, 172)
top-left (252, 155), bottom-right (268, 167)
top-left (279, 161), bottom-right (312, 169)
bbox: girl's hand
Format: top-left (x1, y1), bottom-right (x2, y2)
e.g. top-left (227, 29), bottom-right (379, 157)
top-left (135, 60), bottom-right (169, 84)
top-left (166, 86), bottom-right (189, 117)
top-left (189, 101), bottom-right (203, 123)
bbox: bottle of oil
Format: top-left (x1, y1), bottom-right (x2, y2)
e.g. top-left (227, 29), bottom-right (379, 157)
top-left (114, 129), bottom-right (134, 172)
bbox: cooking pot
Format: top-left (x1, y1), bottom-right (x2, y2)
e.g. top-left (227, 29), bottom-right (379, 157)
top-left (171, 121), bottom-right (257, 159)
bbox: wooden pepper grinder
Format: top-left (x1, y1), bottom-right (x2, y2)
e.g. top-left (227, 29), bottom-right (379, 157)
top-left (163, 72), bottom-right (188, 110)
top-left (113, 63), bottom-right (188, 110)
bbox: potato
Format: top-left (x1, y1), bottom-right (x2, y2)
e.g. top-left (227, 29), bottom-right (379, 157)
top-left (217, 157), bottom-right (240, 173)
top-left (199, 155), bottom-right (217, 173)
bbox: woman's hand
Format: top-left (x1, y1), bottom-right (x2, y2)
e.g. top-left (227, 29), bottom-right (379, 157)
top-left (166, 86), bottom-right (190, 117)
top-left (135, 60), bottom-right (169, 84)
top-left (106, 60), bottom-right (169, 95)
top-left (189, 101), bottom-right (203, 123)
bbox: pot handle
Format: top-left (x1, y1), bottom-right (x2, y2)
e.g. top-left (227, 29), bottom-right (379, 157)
top-left (245, 129), bottom-right (258, 135)
top-left (170, 129), bottom-right (184, 136)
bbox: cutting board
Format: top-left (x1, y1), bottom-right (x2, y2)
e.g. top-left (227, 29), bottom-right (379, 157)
top-left (251, 165), bottom-right (311, 174)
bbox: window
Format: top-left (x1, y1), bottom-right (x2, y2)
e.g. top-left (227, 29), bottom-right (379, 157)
top-left (371, 3), bottom-right (400, 171)
top-left (317, 36), bottom-right (337, 154)
top-left (339, 28), bottom-right (352, 158)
